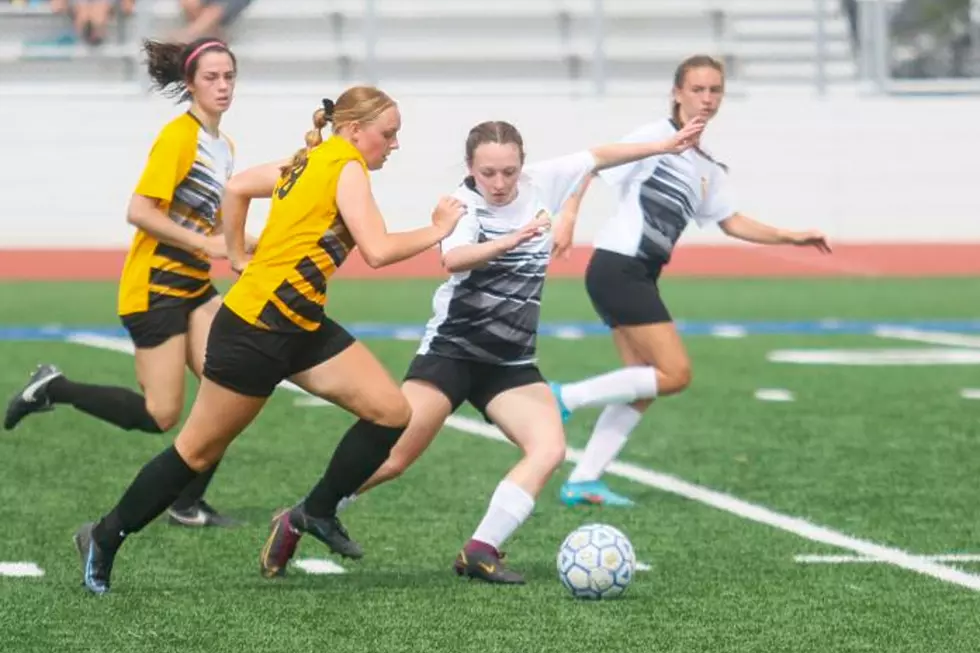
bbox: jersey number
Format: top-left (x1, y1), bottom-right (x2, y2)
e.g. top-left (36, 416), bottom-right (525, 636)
top-left (276, 159), bottom-right (308, 199)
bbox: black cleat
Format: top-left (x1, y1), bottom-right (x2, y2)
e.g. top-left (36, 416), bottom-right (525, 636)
top-left (73, 522), bottom-right (116, 595)
top-left (290, 505), bottom-right (363, 560)
top-left (4, 364), bottom-right (63, 431)
top-left (166, 500), bottom-right (238, 528)
top-left (453, 546), bottom-right (525, 585)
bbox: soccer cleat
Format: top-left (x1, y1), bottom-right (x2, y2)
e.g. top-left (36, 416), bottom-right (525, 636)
top-left (560, 480), bottom-right (635, 507)
top-left (453, 547), bottom-right (525, 584)
top-left (73, 522), bottom-right (116, 595)
top-left (259, 505), bottom-right (363, 578)
top-left (166, 500), bottom-right (238, 528)
top-left (549, 382), bottom-right (571, 423)
top-left (4, 363), bottom-right (63, 431)
top-left (259, 508), bottom-right (304, 578)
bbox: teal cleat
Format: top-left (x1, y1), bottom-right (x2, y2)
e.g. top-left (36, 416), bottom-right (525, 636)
top-left (560, 480), bottom-right (635, 507)
top-left (549, 382), bottom-right (571, 423)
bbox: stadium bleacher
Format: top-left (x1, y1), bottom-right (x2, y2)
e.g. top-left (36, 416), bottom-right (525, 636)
top-left (0, 0), bottom-right (856, 93)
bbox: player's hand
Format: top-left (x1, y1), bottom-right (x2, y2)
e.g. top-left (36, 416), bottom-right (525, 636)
top-left (431, 196), bottom-right (466, 236)
top-left (505, 215), bottom-right (551, 249)
top-left (230, 256), bottom-right (250, 276)
top-left (551, 215), bottom-right (575, 259)
top-left (244, 233), bottom-right (260, 254)
top-left (663, 117), bottom-right (706, 154)
top-left (201, 235), bottom-right (228, 260)
top-left (788, 230), bottom-right (832, 253)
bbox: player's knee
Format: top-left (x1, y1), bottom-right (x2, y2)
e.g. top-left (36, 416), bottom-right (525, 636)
top-left (145, 398), bottom-right (182, 432)
top-left (529, 436), bottom-right (566, 475)
top-left (660, 364), bottom-right (692, 395)
top-left (629, 398), bottom-right (654, 413)
top-left (364, 392), bottom-right (412, 429)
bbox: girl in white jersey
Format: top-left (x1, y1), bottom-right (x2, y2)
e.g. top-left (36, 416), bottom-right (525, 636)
top-left (259, 118), bottom-right (705, 584)
top-left (550, 55), bottom-right (832, 507)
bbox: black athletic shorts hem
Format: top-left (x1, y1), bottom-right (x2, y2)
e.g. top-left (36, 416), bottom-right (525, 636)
top-left (119, 285), bottom-right (220, 349)
top-left (585, 248), bottom-right (672, 327)
top-left (404, 354), bottom-right (545, 423)
top-left (203, 304), bottom-right (356, 398)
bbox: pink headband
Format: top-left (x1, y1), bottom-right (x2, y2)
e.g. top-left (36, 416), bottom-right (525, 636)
top-left (184, 41), bottom-right (225, 73)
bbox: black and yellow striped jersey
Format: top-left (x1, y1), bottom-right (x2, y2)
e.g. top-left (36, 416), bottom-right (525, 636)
top-left (118, 112), bottom-right (234, 316)
top-left (223, 136), bottom-right (364, 332)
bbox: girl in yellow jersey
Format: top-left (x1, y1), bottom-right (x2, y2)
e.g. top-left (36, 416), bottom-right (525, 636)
top-left (5, 37), bottom-right (242, 529)
top-left (72, 86), bottom-right (465, 595)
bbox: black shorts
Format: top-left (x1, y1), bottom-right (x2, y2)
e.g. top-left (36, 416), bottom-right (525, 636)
top-left (404, 354), bottom-right (545, 422)
top-left (585, 248), bottom-right (672, 327)
top-left (202, 304), bottom-right (356, 398)
top-left (119, 285), bottom-right (219, 349)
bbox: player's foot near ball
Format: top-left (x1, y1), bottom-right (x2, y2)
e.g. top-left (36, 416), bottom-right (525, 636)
top-left (4, 363), bottom-right (63, 430)
top-left (453, 540), bottom-right (525, 584)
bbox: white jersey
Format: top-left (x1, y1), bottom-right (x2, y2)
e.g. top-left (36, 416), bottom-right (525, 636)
top-left (595, 118), bottom-right (736, 264)
top-left (418, 150), bottom-right (596, 366)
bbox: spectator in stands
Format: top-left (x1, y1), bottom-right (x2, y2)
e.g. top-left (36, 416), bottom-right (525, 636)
top-left (50, 0), bottom-right (134, 46)
top-left (172, 0), bottom-right (253, 43)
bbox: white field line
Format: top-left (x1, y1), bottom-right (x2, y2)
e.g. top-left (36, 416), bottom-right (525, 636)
top-left (293, 558), bottom-right (346, 575)
top-left (873, 327), bottom-right (980, 349)
top-left (0, 562), bottom-right (45, 577)
top-left (68, 334), bottom-right (980, 592)
top-left (795, 553), bottom-right (980, 564)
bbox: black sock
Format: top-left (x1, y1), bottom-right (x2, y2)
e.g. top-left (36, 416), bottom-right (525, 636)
top-left (92, 446), bottom-right (200, 551)
top-left (47, 377), bottom-right (163, 433)
top-left (302, 419), bottom-right (406, 519)
top-left (170, 459), bottom-right (222, 511)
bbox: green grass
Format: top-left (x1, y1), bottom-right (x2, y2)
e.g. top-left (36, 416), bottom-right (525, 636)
top-left (0, 278), bottom-right (978, 652)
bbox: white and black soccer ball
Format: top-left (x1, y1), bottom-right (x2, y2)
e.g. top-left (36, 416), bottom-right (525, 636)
top-left (556, 523), bottom-right (637, 600)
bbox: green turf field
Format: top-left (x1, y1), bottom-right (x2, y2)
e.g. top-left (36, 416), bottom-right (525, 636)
top-left (0, 278), bottom-right (978, 652)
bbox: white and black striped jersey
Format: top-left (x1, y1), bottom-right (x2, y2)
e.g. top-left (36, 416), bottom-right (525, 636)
top-left (417, 151), bottom-right (596, 366)
top-left (595, 118), bottom-right (736, 264)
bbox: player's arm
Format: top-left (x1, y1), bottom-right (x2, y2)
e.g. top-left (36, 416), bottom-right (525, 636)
top-left (127, 194), bottom-right (216, 256)
top-left (222, 158), bottom-right (289, 271)
top-left (588, 118), bottom-right (705, 172)
top-left (551, 172), bottom-right (595, 259)
top-left (337, 161), bottom-right (464, 269)
top-left (719, 213), bottom-right (831, 252)
top-left (442, 217), bottom-right (551, 273)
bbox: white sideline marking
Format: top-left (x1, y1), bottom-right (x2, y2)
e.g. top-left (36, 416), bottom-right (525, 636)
top-left (767, 348), bottom-right (980, 365)
top-left (873, 327), bottom-right (980, 349)
top-left (554, 327), bottom-right (585, 340)
top-left (711, 324), bottom-right (747, 339)
top-left (795, 553), bottom-right (980, 564)
top-left (961, 389), bottom-right (980, 400)
top-left (635, 562), bottom-right (652, 572)
top-left (293, 396), bottom-right (335, 407)
top-left (293, 558), bottom-right (346, 575)
top-left (67, 335), bottom-right (980, 592)
top-left (0, 562), bottom-right (44, 577)
top-left (441, 415), bottom-right (980, 592)
top-left (754, 388), bottom-right (795, 402)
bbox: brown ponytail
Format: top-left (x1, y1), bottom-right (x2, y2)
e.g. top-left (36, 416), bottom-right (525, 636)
top-left (670, 54), bottom-right (725, 124)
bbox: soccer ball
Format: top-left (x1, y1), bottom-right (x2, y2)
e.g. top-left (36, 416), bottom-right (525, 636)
top-left (556, 523), bottom-right (637, 600)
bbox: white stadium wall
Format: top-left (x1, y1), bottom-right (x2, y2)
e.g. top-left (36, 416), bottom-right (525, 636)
top-left (1, 91), bottom-right (978, 248)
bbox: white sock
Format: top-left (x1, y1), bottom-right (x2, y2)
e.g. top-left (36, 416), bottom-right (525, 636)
top-left (336, 494), bottom-right (357, 513)
top-left (559, 366), bottom-right (658, 411)
top-left (567, 404), bottom-right (643, 483)
top-left (471, 479), bottom-right (536, 550)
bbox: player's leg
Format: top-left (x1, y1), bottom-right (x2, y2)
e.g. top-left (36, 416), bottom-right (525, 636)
top-left (552, 249), bottom-right (690, 506)
top-left (74, 304), bottom-right (282, 594)
top-left (4, 308), bottom-right (190, 433)
top-left (259, 322), bottom-right (412, 574)
top-left (454, 368), bottom-right (562, 585)
top-left (167, 292), bottom-right (235, 528)
top-left (260, 353), bottom-right (466, 578)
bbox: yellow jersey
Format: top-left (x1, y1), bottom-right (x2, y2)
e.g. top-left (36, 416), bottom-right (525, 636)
top-left (223, 135), bottom-right (365, 332)
top-left (117, 112), bottom-right (235, 316)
